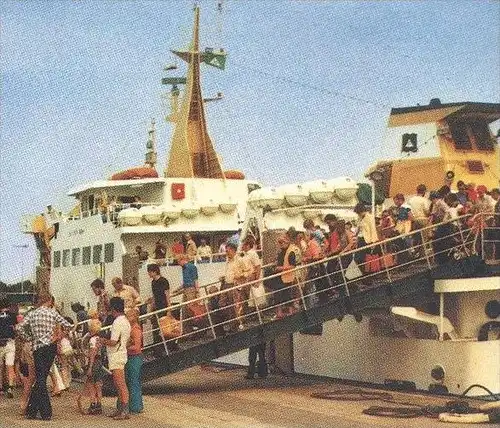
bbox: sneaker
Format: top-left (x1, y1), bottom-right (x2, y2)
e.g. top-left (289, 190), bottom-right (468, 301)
top-left (91, 403), bottom-right (103, 415)
top-left (113, 412), bottom-right (130, 420)
top-left (88, 403), bottom-right (103, 415)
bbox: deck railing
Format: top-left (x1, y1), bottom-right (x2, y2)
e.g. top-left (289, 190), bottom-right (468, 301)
top-left (132, 212), bottom-right (498, 357)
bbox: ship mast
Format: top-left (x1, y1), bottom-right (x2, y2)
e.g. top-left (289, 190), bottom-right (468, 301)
top-left (164, 6), bottom-right (226, 179)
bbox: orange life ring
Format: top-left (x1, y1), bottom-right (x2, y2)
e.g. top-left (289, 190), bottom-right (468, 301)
top-left (111, 167), bottom-right (159, 180)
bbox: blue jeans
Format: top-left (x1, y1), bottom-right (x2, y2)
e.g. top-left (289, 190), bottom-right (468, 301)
top-left (125, 354), bottom-right (143, 413)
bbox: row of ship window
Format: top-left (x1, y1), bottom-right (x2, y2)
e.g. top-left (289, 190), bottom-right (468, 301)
top-left (53, 243), bottom-right (114, 268)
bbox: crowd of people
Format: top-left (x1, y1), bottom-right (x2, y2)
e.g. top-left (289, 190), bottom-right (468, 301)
top-left (134, 231), bottom-right (242, 266)
top-left (0, 288), bottom-right (145, 421)
top-left (1, 180), bottom-right (498, 421)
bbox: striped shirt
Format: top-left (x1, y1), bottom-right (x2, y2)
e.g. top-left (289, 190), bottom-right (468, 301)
top-left (17, 306), bottom-right (73, 351)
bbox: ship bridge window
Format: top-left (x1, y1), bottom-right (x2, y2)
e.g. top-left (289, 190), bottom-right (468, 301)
top-left (449, 122), bottom-right (472, 150)
top-left (82, 246), bottom-right (91, 265)
top-left (470, 121), bottom-right (494, 151)
top-left (62, 249), bottom-right (70, 267)
top-left (53, 251), bottom-right (61, 268)
top-left (72, 248), bottom-right (81, 266)
top-left (92, 245), bottom-right (102, 264)
top-left (104, 243), bottom-right (114, 263)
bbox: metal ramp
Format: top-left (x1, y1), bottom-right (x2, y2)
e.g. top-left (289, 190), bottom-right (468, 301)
top-left (137, 215), bottom-right (496, 382)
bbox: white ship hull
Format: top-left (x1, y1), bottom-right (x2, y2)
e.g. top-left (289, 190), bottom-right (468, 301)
top-left (294, 316), bottom-right (500, 395)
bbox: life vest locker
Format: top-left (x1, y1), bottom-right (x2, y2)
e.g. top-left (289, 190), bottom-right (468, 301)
top-left (171, 183), bottom-right (185, 200)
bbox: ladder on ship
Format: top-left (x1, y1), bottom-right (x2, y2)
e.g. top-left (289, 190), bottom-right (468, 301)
top-left (129, 214), bottom-right (497, 382)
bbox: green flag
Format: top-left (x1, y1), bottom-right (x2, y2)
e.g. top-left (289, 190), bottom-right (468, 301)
top-left (202, 50), bottom-right (226, 70)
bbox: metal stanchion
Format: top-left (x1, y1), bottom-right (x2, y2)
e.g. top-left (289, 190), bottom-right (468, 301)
top-left (379, 243), bottom-right (392, 283)
top-left (338, 256), bottom-right (350, 298)
top-left (203, 299), bottom-right (217, 339)
top-left (154, 312), bottom-right (170, 356)
top-left (422, 229), bottom-right (432, 270)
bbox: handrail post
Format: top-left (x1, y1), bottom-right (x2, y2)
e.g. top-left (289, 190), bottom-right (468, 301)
top-left (297, 264), bottom-right (307, 311)
top-left (421, 229), bottom-right (432, 270)
top-left (254, 294), bottom-right (263, 325)
top-left (379, 243), bottom-right (392, 283)
top-left (338, 256), bottom-right (350, 298)
top-left (481, 214), bottom-right (485, 260)
top-left (154, 312), bottom-right (170, 356)
top-left (203, 298), bottom-right (217, 339)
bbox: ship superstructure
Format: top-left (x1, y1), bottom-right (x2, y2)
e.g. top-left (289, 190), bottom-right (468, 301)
top-left (367, 99), bottom-right (500, 197)
top-left (21, 7), bottom-right (260, 312)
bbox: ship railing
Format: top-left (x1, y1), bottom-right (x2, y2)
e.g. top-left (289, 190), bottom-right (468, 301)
top-left (71, 212), bottom-right (490, 365)
top-left (119, 213), bottom-right (486, 358)
top-left (478, 212), bottom-right (500, 264)
top-left (139, 249), bottom-right (264, 267)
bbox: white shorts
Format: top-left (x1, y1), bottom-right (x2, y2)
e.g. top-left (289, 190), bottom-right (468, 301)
top-left (0, 339), bottom-right (15, 366)
top-left (108, 352), bottom-right (127, 371)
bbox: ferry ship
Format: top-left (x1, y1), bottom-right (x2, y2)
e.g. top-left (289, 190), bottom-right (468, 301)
top-left (20, 7), bottom-right (261, 313)
top-left (20, 6), bottom-right (499, 399)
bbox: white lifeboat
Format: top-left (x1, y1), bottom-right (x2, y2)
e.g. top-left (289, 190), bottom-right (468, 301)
top-left (302, 209), bottom-right (321, 220)
top-left (118, 208), bottom-right (142, 226)
top-left (303, 180), bottom-right (334, 204)
top-left (253, 186), bottom-right (283, 209)
top-left (284, 207), bottom-right (301, 217)
top-left (200, 199), bottom-right (219, 216)
top-left (139, 205), bottom-right (162, 224)
top-left (163, 204), bottom-right (181, 220)
top-left (247, 189), bottom-right (261, 209)
top-left (219, 197), bottom-right (237, 214)
top-left (281, 183), bottom-right (309, 207)
top-left (182, 202), bottom-right (199, 218)
top-left (328, 177), bottom-right (358, 201)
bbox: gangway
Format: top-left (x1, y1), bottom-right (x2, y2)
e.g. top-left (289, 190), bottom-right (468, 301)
top-left (122, 214), bottom-right (497, 382)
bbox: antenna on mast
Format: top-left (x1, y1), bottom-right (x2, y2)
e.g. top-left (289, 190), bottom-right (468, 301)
top-left (144, 119), bottom-right (158, 169)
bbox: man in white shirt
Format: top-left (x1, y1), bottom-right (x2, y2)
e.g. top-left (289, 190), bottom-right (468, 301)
top-left (409, 184), bottom-right (431, 255)
top-left (101, 297), bottom-right (131, 420)
top-left (241, 236), bottom-right (266, 310)
top-left (409, 184), bottom-right (431, 225)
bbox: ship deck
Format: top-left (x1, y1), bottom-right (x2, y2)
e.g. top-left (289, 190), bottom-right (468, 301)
top-left (1, 366), bottom-right (497, 428)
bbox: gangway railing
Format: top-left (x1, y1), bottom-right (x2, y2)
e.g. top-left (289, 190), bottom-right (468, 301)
top-left (133, 213), bottom-right (487, 358)
top-left (71, 212), bottom-right (497, 378)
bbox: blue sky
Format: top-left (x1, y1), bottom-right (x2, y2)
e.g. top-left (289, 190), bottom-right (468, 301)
top-left (1, 0), bottom-right (499, 283)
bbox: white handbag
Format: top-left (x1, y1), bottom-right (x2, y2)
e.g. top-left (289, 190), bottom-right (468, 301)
top-left (249, 283), bottom-right (267, 308)
top-left (60, 337), bottom-right (74, 356)
top-left (345, 258), bottom-right (363, 280)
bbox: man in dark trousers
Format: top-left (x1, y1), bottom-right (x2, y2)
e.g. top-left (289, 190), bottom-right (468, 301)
top-left (245, 342), bottom-right (268, 379)
top-left (0, 296), bottom-right (17, 398)
top-left (16, 293), bottom-right (73, 420)
top-left (147, 263), bottom-right (171, 354)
